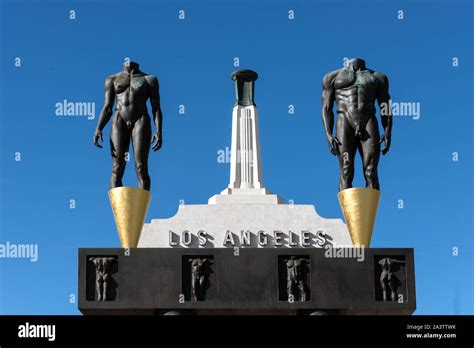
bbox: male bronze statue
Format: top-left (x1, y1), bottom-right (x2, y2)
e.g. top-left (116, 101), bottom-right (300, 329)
top-left (189, 258), bottom-right (212, 301)
top-left (285, 257), bottom-right (308, 302)
top-left (90, 257), bottom-right (116, 301)
top-left (379, 257), bottom-right (405, 301)
top-left (93, 61), bottom-right (163, 191)
top-left (321, 58), bottom-right (392, 191)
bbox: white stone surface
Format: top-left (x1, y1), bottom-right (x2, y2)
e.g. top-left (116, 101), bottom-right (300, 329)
top-left (138, 203), bottom-right (351, 248)
top-left (208, 188), bottom-right (284, 204)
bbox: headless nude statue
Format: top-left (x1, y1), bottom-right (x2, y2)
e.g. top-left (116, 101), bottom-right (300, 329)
top-left (90, 257), bottom-right (116, 301)
top-left (93, 61), bottom-right (163, 191)
top-left (379, 257), bottom-right (405, 301)
top-left (321, 58), bottom-right (392, 191)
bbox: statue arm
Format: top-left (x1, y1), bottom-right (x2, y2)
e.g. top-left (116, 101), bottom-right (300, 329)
top-left (321, 71), bottom-right (340, 155)
top-left (96, 77), bottom-right (115, 132)
top-left (321, 72), bottom-right (336, 135)
top-left (376, 73), bottom-right (392, 155)
top-left (148, 76), bottom-right (163, 151)
top-left (93, 77), bottom-right (115, 148)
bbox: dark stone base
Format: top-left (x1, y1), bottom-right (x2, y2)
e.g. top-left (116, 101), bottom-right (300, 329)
top-left (78, 248), bottom-right (416, 315)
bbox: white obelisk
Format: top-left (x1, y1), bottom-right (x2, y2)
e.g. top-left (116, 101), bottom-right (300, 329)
top-left (209, 70), bottom-right (283, 204)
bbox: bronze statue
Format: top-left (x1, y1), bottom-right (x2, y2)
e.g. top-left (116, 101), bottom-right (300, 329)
top-left (90, 257), bottom-right (116, 301)
top-left (189, 258), bottom-right (212, 301)
top-left (93, 61), bottom-right (163, 191)
top-left (322, 58), bottom-right (392, 191)
top-left (285, 257), bottom-right (307, 302)
top-left (379, 257), bottom-right (405, 301)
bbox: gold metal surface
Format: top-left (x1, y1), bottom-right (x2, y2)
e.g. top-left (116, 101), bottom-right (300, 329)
top-left (108, 187), bottom-right (151, 248)
top-left (337, 187), bottom-right (381, 248)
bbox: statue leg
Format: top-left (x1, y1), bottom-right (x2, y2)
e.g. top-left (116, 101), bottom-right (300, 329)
top-left (131, 115), bottom-right (152, 191)
top-left (336, 115), bottom-right (357, 191)
top-left (110, 116), bottom-right (131, 189)
top-left (380, 276), bottom-right (388, 301)
top-left (298, 280), bottom-right (306, 301)
top-left (287, 276), bottom-right (293, 300)
top-left (388, 274), bottom-right (397, 301)
top-left (97, 277), bottom-right (104, 301)
top-left (95, 278), bottom-right (100, 301)
top-left (359, 117), bottom-right (380, 190)
top-left (191, 275), bottom-right (198, 301)
top-left (103, 274), bottom-right (109, 301)
top-left (198, 275), bottom-right (206, 300)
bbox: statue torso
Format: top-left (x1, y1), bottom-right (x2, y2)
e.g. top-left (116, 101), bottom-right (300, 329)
top-left (334, 69), bottom-right (380, 126)
top-left (113, 72), bottom-right (151, 123)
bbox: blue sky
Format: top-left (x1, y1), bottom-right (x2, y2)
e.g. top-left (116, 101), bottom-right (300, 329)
top-left (0, 0), bottom-right (472, 314)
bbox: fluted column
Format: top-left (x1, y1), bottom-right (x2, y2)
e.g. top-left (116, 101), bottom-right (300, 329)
top-left (208, 69), bottom-right (283, 205)
top-left (228, 70), bottom-right (264, 190)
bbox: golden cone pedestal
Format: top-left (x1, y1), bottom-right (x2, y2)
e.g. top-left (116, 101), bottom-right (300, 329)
top-left (108, 187), bottom-right (151, 248)
top-left (338, 187), bottom-right (380, 248)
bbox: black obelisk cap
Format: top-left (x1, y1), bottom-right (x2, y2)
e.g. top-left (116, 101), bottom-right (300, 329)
top-left (232, 69), bottom-right (258, 107)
